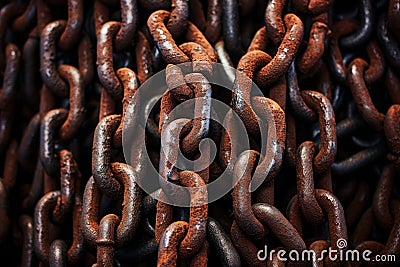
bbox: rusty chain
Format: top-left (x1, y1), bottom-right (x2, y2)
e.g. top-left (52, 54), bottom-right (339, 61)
top-left (0, 0), bottom-right (399, 266)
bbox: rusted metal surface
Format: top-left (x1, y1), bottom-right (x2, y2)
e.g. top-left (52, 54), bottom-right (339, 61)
top-left (0, 0), bottom-right (399, 266)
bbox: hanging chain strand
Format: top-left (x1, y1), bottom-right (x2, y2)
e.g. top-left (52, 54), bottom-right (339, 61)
top-left (0, 0), bottom-right (399, 266)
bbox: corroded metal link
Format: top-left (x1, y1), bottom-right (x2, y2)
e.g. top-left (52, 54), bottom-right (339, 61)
top-left (147, 10), bottom-right (217, 65)
top-left (113, 68), bottom-right (139, 148)
top-left (157, 221), bottom-right (188, 267)
top-left (265, 0), bottom-right (287, 44)
top-left (158, 118), bottom-right (188, 185)
top-left (167, 0), bottom-right (189, 38)
top-left (97, 22), bottom-right (123, 100)
top-left (328, 19), bottom-right (359, 83)
top-left (52, 150), bottom-right (77, 223)
top-left (155, 168), bottom-right (208, 260)
top-left (155, 192), bottom-right (174, 243)
top-left (204, 0), bottom-right (221, 43)
top-left (219, 109), bottom-right (243, 178)
top-left (178, 171), bottom-right (208, 258)
top-left (207, 217), bottom-right (241, 267)
top-left (181, 73), bottom-right (212, 155)
top-left (58, 0), bottom-right (83, 50)
top-left (253, 203), bottom-right (306, 252)
top-left (189, 0), bottom-right (222, 45)
top-left (232, 50), bottom-right (272, 136)
top-left (67, 197), bottom-right (85, 264)
top-left (40, 20), bottom-right (69, 97)
top-left (254, 14), bottom-right (304, 86)
top-left (252, 97), bottom-right (286, 184)
top-left (285, 113), bottom-right (297, 167)
top-left (40, 109), bottom-right (68, 177)
top-left (136, 31), bottom-right (154, 84)
top-left (78, 32), bottom-right (94, 85)
top-left (301, 90), bottom-right (337, 174)
top-left (94, 214), bottom-right (120, 267)
top-left (221, 0), bottom-right (244, 61)
top-left (57, 65), bottom-right (85, 141)
top-left (340, 0), bottom-right (374, 49)
top-left (232, 150), bottom-right (266, 239)
top-left (111, 163), bottom-right (142, 247)
top-left (92, 115), bottom-right (123, 197)
top-left (287, 60), bottom-right (317, 121)
top-left (82, 163), bottom-right (142, 248)
top-left (114, 0), bottom-right (138, 52)
top-left (81, 177), bottom-right (101, 246)
top-left (295, 141), bottom-right (325, 225)
top-left (347, 58), bottom-right (385, 131)
top-left (34, 191), bottom-right (85, 265)
top-left (148, 10), bottom-right (190, 64)
top-left (364, 40), bottom-right (386, 84)
top-left (297, 21), bottom-right (329, 75)
top-left (179, 42), bottom-right (213, 75)
top-left (184, 23), bottom-right (217, 63)
top-left (99, 88), bottom-right (116, 120)
top-left (314, 189), bottom-right (348, 267)
top-left (166, 64), bottom-right (194, 102)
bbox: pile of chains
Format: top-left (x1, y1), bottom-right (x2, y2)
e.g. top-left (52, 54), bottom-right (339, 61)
top-left (0, 0), bottom-right (399, 266)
